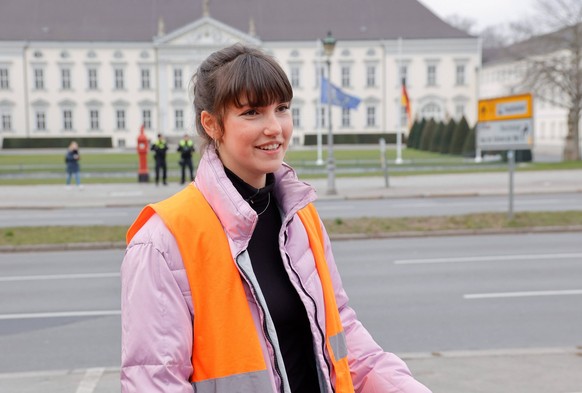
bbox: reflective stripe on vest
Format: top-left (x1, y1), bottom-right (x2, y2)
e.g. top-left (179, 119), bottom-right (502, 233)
top-left (297, 204), bottom-right (354, 393)
top-left (126, 184), bottom-right (354, 392)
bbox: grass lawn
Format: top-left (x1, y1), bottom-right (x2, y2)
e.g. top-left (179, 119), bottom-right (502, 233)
top-left (1, 211), bottom-right (580, 247)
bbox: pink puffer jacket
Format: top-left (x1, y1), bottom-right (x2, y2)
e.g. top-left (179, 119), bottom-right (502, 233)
top-left (121, 148), bottom-right (431, 393)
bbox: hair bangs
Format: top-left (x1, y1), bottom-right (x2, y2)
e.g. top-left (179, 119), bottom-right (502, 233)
top-left (226, 54), bottom-right (293, 109)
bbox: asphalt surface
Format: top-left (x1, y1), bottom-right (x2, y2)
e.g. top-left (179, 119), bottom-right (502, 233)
top-left (1, 169), bottom-right (582, 393)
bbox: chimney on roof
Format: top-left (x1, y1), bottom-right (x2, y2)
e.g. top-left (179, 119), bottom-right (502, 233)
top-left (249, 17), bottom-right (256, 37)
top-left (157, 17), bottom-right (165, 37)
top-left (202, 0), bottom-right (210, 17)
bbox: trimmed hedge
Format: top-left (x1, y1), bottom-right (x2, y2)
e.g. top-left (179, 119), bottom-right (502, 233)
top-left (407, 119), bottom-right (425, 149)
top-left (440, 119), bottom-right (457, 154)
top-left (2, 137), bottom-right (113, 149)
top-left (429, 121), bottom-right (445, 153)
top-left (303, 132), bottom-right (406, 145)
top-left (462, 125), bottom-right (476, 157)
top-left (419, 118), bottom-right (436, 151)
top-left (450, 116), bottom-right (470, 155)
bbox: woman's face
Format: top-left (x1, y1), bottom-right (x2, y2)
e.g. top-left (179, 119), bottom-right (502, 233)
top-left (206, 100), bottom-right (293, 188)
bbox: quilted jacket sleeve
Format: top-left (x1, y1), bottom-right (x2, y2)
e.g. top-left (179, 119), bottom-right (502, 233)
top-left (319, 221), bottom-right (432, 393)
top-left (121, 214), bottom-right (194, 393)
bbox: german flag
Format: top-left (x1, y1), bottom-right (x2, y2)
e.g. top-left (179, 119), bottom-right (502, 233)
top-left (401, 77), bottom-right (411, 126)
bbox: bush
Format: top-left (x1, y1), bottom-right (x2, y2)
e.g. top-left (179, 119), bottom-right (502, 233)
top-left (410, 118), bottom-right (426, 149)
top-left (303, 132), bottom-right (406, 145)
top-left (500, 149), bottom-right (533, 162)
top-left (462, 125), bottom-right (477, 157)
top-left (3, 137), bottom-right (113, 149)
top-left (429, 121), bottom-right (445, 153)
top-left (406, 120), bottom-right (418, 148)
top-left (419, 118), bottom-right (436, 151)
top-left (440, 119), bottom-right (457, 154)
top-left (449, 116), bottom-right (470, 155)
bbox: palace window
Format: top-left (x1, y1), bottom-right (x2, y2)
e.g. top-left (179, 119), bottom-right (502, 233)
top-left (0, 68), bottom-right (9, 89)
top-left (89, 110), bottom-right (100, 130)
top-left (63, 109), bottom-right (73, 130)
top-left (61, 69), bottom-right (71, 90)
top-left (116, 109), bottom-right (126, 130)
top-left (34, 68), bottom-right (44, 89)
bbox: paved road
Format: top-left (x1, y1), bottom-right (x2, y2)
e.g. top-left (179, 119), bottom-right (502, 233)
top-left (1, 233), bottom-right (581, 392)
top-left (1, 169), bottom-right (581, 392)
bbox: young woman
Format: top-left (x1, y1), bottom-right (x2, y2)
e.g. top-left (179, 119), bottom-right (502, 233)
top-left (121, 43), bottom-right (431, 393)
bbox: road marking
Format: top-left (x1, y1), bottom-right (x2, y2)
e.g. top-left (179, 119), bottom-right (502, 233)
top-left (394, 253), bottom-right (582, 265)
top-left (464, 289), bottom-right (582, 300)
top-left (75, 368), bottom-right (105, 393)
top-left (0, 310), bottom-right (121, 320)
top-left (0, 272), bottom-right (119, 282)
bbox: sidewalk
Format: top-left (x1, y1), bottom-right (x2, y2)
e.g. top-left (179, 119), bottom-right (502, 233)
top-left (1, 169), bottom-right (581, 209)
top-left (1, 347), bottom-right (580, 393)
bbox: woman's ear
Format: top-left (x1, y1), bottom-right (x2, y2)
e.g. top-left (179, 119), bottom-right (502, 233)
top-left (200, 111), bottom-right (220, 141)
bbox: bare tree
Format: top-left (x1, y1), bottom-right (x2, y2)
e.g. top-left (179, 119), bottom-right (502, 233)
top-left (511, 0), bottom-right (582, 160)
top-left (444, 14), bottom-right (478, 35)
top-left (480, 24), bottom-right (511, 49)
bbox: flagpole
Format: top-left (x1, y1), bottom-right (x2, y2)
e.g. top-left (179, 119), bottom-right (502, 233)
top-left (396, 36), bottom-right (403, 165)
top-left (316, 40), bottom-right (324, 165)
top-left (322, 31), bottom-right (337, 195)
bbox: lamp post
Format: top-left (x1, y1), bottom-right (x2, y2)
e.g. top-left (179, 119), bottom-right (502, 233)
top-left (322, 31), bottom-right (337, 195)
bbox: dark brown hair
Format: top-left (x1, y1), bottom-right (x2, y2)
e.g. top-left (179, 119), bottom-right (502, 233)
top-left (190, 43), bottom-right (293, 151)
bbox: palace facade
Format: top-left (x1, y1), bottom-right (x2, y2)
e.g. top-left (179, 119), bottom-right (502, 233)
top-left (0, 0), bottom-right (480, 148)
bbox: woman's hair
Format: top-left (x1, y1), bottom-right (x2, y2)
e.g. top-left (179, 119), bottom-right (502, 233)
top-left (190, 43), bottom-right (293, 152)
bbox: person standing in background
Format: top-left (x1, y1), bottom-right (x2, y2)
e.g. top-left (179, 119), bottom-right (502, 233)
top-left (151, 133), bottom-right (168, 185)
top-left (65, 140), bottom-right (82, 189)
top-left (177, 133), bottom-right (196, 184)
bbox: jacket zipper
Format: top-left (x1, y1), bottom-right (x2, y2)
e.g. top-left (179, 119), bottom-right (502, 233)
top-left (236, 254), bottom-right (285, 393)
top-left (282, 229), bottom-right (335, 393)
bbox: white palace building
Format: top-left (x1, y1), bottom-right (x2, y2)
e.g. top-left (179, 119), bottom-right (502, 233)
top-left (0, 0), bottom-right (480, 149)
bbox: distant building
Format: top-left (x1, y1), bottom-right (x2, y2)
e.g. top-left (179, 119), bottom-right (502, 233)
top-left (480, 27), bottom-right (581, 152)
top-left (0, 0), bottom-right (480, 148)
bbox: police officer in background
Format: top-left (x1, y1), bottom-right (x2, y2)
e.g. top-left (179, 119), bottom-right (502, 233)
top-left (151, 133), bottom-right (168, 185)
top-left (177, 133), bottom-right (196, 184)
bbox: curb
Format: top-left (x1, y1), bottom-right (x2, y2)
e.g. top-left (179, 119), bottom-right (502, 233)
top-left (399, 346), bottom-right (582, 360)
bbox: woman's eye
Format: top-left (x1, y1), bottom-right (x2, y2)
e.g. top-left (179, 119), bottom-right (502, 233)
top-left (243, 109), bottom-right (258, 116)
top-left (277, 104), bottom-right (290, 112)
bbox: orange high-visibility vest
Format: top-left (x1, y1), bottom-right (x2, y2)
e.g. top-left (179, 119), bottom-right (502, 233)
top-left (126, 185), bottom-right (354, 393)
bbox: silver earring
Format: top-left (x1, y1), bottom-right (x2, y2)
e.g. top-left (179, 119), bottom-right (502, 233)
top-left (214, 139), bottom-right (220, 150)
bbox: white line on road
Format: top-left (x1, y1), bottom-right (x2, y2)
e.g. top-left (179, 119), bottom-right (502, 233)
top-left (0, 272), bottom-right (119, 282)
top-left (394, 253), bottom-right (582, 265)
top-left (464, 289), bottom-right (582, 300)
top-left (75, 368), bottom-right (105, 393)
top-left (0, 310), bottom-right (121, 320)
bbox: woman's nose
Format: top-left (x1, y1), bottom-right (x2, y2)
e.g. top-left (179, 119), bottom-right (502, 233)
top-left (263, 111), bottom-right (283, 135)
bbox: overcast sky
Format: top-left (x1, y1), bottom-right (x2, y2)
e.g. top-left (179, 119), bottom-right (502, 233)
top-left (418, 0), bottom-right (536, 30)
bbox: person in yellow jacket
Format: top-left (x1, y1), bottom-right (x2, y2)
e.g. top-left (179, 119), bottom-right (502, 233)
top-left (177, 133), bottom-right (196, 184)
top-left (121, 43), bottom-right (431, 393)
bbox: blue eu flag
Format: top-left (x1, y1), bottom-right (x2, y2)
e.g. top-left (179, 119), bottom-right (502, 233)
top-left (321, 77), bottom-right (361, 109)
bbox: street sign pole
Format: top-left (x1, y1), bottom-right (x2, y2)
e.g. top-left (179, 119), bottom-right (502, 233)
top-left (379, 138), bottom-right (389, 188)
top-left (508, 150), bottom-right (515, 220)
top-left (477, 93), bottom-right (534, 221)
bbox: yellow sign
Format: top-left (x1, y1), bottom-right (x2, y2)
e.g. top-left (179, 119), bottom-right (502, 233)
top-left (478, 93), bottom-right (533, 122)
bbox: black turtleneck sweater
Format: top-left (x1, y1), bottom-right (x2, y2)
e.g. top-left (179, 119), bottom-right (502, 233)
top-left (224, 167), bottom-right (320, 393)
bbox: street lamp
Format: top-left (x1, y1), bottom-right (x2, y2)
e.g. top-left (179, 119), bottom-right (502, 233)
top-left (322, 31), bottom-right (337, 195)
